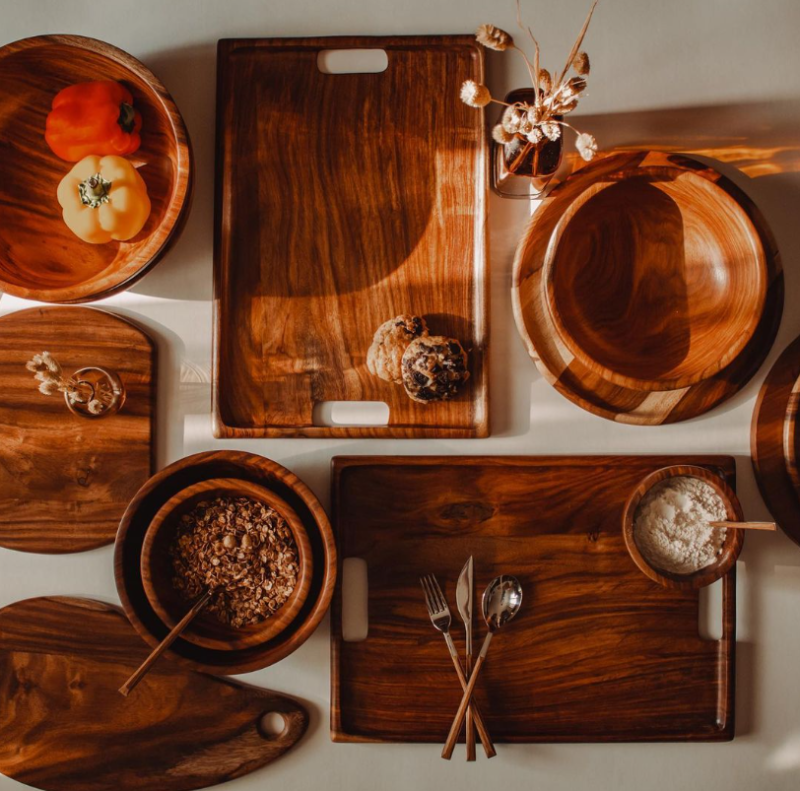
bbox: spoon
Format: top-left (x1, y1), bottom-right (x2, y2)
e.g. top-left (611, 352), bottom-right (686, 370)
top-left (442, 575), bottom-right (522, 759)
top-left (118, 590), bottom-right (212, 697)
top-left (709, 521), bottom-right (776, 531)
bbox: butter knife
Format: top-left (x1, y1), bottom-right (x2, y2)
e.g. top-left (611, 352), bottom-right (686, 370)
top-left (456, 556), bottom-right (476, 761)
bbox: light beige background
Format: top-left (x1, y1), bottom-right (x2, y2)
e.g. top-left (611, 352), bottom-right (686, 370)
top-left (1, 0), bottom-right (800, 789)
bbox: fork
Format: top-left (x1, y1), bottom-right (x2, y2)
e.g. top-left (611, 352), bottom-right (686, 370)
top-left (420, 574), bottom-right (496, 759)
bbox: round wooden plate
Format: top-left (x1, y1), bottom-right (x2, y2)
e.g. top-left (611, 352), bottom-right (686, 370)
top-left (115, 451), bottom-right (336, 675)
top-left (0, 35), bottom-right (193, 303)
top-left (512, 150), bottom-right (783, 424)
top-left (751, 334), bottom-right (800, 547)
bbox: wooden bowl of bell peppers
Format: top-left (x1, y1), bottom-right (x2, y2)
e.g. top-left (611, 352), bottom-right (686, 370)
top-left (0, 34), bottom-right (193, 303)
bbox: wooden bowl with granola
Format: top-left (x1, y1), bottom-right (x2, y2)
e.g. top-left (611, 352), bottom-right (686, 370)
top-left (141, 477), bottom-right (313, 651)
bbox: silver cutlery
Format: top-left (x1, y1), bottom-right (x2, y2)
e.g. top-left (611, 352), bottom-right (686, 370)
top-left (455, 556), bottom-right (476, 761)
top-left (420, 574), bottom-right (496, 759)
top-left (442, 575), bottom-right (522, 760)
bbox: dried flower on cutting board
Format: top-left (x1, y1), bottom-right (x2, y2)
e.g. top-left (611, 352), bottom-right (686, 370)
top-left (461, 0), bottom-right (600, 162)
top-left (366, 315), bottom-right (470, 403)
top-left (26, 351), bottom-right (122, 416)
top-left (169, 495), bottom-right (299, 628)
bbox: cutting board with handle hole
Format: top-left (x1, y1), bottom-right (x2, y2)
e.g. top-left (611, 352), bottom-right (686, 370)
top-left (0, 597), bottom-right (308, 791)
top-left (213, 35), bottom-right (489, 438)
top-left (332, 455), bottom-right (736, 743)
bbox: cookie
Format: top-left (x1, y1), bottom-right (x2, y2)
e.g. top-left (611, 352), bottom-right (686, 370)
top-left (366, 315), bottom-right (428, 384)
top-left (401, 336), bottom-right (470, 403)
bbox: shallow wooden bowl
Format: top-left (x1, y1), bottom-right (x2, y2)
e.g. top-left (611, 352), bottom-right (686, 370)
top-left (0, 35), bottom-right (192, 303)
top-left (142, 478), bottom-right (313, 652)
top-left (542, 163), bottom-right (768, 391)
top-left (115, 451), bottom-right (336, 675)
top-left (622, 465), bottom-right (745, 590)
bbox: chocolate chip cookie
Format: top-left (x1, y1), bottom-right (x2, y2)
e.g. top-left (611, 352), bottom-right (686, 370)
top-left (366, 315), bottom-right (429, 384)
top-left (401, 336), bottom-right (470, 403)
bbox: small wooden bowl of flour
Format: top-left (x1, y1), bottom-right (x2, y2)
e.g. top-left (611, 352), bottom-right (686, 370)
top-left (622, 465), bottom-right (745, 589)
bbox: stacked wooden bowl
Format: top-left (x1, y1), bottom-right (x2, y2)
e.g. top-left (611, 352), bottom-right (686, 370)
top-left (512, 150), bottom-right (783, 424)
top-left (115, 451), bottom-right (336, 674)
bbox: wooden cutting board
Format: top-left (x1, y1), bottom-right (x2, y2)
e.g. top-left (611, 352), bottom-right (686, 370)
top-left (331, 456), bottom-right (736, 742)
top-left (0, 307), bottom-right (154, 553)
top-left (0, 597), bottom-right (309, 791)
top-left (213, 36), bottom-right (488, 438)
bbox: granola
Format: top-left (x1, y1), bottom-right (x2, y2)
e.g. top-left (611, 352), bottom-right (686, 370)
top-left (169, 495), bottom-right (299, 628)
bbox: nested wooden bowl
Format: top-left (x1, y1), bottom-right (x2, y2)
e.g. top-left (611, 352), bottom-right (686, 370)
top-left (115, 451), bottom-right (336, 675)
top-left (541, 161), bottom-right (768, 391)
top-left (141, 478), bottom-right (313, 652)
top-left (0, 35), bottom-right (193, 303)
top-left (622, 465), bottom-right (745, 590)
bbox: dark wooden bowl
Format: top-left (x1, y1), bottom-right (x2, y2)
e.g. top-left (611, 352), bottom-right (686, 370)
top-left (141, 478), bottom-right (313, 652)
top-left (783, 384), bottom-right (800, 493)
top-left (751, 333), bottom-right (800, 548)
top-left (622, 465), bottom-right (745, 590)
top-left (115, 451), bottom-right (336, 675)
top-left (0, 35), bottom-right (193, 303)
top-left (542, 161), bottom-right (768, 391)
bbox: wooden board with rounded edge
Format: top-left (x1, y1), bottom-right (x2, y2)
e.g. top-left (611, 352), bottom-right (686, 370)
top-left (751, 334), bottom-right (800, 547)
top-left (213, 36), bottom-right (488, 438)
top-left (0, 596), bottom-right (308, 791)
top-left (0, 306), bottom-right (155, 553)
top-left (331, 455), bottom-right (737, 743)
top-left (512, 150), bottom-right (783, 424)
top-left (0, 35), bottom-right (193, 304)
top-left (116, 450), bottom-right (337, 675)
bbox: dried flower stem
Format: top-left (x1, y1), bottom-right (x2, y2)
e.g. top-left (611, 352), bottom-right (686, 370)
top-left (556, 0), bottom-right (599, 87)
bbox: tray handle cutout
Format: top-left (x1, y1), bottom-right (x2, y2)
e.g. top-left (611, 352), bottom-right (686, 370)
top-left (342, 557), bottom-right (369, 642)
top-left (699, 577), bottom-right (723, 641)
top-left (317, 49), bottom-right (388, 74)
top-left (313, 401), bottom-right (389, 427)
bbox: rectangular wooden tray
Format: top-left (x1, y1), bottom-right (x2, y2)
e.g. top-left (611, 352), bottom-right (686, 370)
top-left (331, 456), bottom-right (736, 742)
top-left (213, 36), bottom-right (488, 438)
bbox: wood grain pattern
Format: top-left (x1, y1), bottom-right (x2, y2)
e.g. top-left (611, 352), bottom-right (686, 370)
top-left (0, 596), bottom-right (308, 791)
top-left (621, 464), bottom-right (745, 589)
top-left (0, 306), bottom-right (155, 553)
top-left (331, 455), bottom-right (737, 743)
top-left (142, 477), bottom-right (314, 651)
top-left (116, 451), bottom-right (336, 674)
top-left (751, 333), bottom-right (800, 547)
top-left (542, 166), bottom-right (767, 390)
top-left (213, 36), bottom-right (488, 438)
top-left (0, 35), bottom-right (193, 303)
top-left (512, 150), bottom-right (783, 424)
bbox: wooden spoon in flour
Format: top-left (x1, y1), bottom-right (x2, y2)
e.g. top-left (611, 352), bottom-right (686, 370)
top-left (709, 521), bottom-right (776, 531)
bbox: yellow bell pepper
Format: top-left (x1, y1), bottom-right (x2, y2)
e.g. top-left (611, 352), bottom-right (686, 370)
top-left (57, 155), bottom-right (151, 244)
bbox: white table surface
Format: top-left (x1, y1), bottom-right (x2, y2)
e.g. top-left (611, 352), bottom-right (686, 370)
top-left (2, 0), bottom-right (800, 789)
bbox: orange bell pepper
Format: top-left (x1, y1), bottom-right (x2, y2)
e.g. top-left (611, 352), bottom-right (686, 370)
top-left (45, 80), bottom-right (142, 162)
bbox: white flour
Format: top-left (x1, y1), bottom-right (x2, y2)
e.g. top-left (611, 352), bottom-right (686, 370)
top-left (633, 476), bottom-right (727, 574)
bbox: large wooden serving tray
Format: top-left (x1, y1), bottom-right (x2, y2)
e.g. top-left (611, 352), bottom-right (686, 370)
top-left (0, 597), bottom-right (308, 791)
top-left (331, 455), bottom-right (737, 743)
top-left (0, 306), bottom-right (155, 553)
top-left (214, 36), bottom-right (488, 438)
